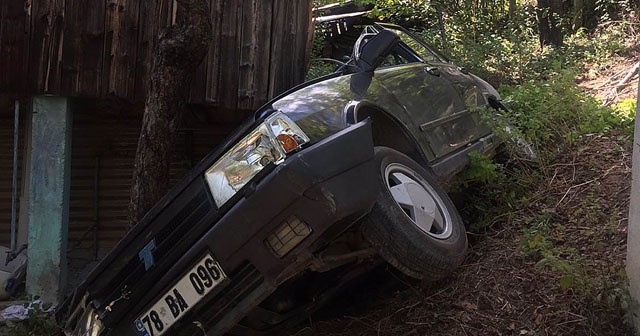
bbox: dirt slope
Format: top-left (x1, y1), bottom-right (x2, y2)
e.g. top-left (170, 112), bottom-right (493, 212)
top-left (283, 55), bottom-right (637, 335)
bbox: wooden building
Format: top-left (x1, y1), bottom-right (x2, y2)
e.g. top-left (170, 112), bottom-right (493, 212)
top-left (0, 0), bottom-right (314, 299)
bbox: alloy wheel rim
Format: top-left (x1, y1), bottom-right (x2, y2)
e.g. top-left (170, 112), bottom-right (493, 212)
top-left (384, 163), bottom-right (452, 239)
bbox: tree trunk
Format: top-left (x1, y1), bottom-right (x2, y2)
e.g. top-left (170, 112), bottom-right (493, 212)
top-left (536, 0), bottom-right (564, 47)
top-left (128, 0), bottom-right (212, 226)
top-left (433, 1), bottom-right (448, 52)
top-left (509, 0), bottom-right (516, 18)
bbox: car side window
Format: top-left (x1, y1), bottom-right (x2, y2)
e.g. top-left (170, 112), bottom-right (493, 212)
top-left (380, 49), bottom-right (411, 67)
top-left (388, 29), bottom-right (442, 63)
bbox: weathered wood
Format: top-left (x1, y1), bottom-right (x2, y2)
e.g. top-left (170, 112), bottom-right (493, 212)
top-left (267, 0), bottom-right (312, 99)
top-left (135, 0), bottom-right (172, 99)
top-left (28, 0), bottom-right (65, 93)
top-left (218, 0), bottom-right (241, 114)
top-left (103, 0), bottom-right (141, 98)
top-left (0, 0), bottom-right (29, 94)
top-left (237, 0), bottom-right (272, 111)
top-left (204, 0), bottom-right (223, 104)
top-left (61, 0), bottom-right (104, 96)
top-left (8, 0), bottom-right (313, 109)
top-left (268, 0), bottom-right (285, 99)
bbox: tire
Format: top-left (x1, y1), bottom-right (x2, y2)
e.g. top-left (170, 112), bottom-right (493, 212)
top-left (361, 147), bottom-right (467, 280)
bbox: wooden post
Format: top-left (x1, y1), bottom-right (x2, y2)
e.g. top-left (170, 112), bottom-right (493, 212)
top-left (626, 72), bottom-right (640, 330)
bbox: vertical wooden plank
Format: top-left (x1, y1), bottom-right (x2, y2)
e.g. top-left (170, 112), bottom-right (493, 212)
top-left (28, 0), bottom-right (65, 93)
top-left (237, 0), bottom-right (272, 110)
top-left (135, 0), bottom-right (172, 99)
top-left (296, 0), bottom-right (313, 83)
top-left (0, 0), bottom-right (28, 94)
top-left (267, 0), bottom-right (285, 100)
top-left (61, 0), bottom-right (105, 96)
top-left (0, 1), bottom-right (4, 41)
top-left (283, 0), bottom-right (298, 88)
top-left (268, 0), bottom-right (311, 99)
top-left (218, 0), bottom-right (242, 113)
top-left (103, 0), bottom-right (141, 99)
top-left (188, 0), bottom-right (213, 104)
top-left (204, 0), bottom-right (224, 104)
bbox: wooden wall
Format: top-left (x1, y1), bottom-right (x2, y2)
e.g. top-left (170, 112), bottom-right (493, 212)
top-left (0, 0), bottom-right (313, 111)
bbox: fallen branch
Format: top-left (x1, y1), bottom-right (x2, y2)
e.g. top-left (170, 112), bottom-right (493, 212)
top-left (603, 61), bottom-right (640, 106)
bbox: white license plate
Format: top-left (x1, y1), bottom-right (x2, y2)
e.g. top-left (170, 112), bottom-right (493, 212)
top-left (134, 253), bottom-right (227, 336)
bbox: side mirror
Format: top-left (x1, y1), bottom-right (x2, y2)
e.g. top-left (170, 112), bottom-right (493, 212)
top-left (354, 29), bottom-right (400, 73)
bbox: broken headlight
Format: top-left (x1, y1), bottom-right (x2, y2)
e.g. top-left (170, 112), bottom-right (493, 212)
top-left (205, 112), bottom-right (309, 207)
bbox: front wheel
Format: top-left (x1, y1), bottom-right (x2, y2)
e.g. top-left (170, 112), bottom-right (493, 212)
top-left (361, 147), bottom-right (467, 280)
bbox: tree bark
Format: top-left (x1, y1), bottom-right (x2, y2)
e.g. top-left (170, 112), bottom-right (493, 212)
top-left (509, 0), bottom-right (516, 18)
top-left (536, 0), bottom-right (564, 47)
top-left (128, 0), bottom-right (212, 226)
top-left (433, 1), bottom-right (448, 52)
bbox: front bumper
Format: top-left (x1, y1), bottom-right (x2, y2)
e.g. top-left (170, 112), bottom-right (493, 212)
top-left (65, 120), bottom-right (377, 336)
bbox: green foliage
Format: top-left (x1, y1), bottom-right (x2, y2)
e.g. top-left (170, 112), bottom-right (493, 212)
top-left (6, 301), bottom-right (63, 336)
top-left (452, 150), bottom-right (533, 232)
top-left (612, 98), bottom-right (637, 133)
top-left (367, 0), bottom-right (436, 30)
top-left (498, 71), bottom-right (633, 160)
top-left (305, 60), bottom-right (338, 81)
top-left (459, 151), bottom-right (504, 186)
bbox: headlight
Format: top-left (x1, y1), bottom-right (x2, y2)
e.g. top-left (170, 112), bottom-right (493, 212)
top-left (205, 112), bottom-right (309, 207)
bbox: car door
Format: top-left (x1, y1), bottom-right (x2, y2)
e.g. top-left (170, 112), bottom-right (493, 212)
top-left (376, 26), bottom-right (492, 159)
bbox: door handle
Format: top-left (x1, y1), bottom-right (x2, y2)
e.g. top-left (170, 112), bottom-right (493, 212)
top-left (425, 66), bottom-right (440, 76)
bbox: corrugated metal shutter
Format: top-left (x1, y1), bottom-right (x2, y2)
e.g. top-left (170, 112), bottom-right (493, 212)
top-left (69, 106), bottom-right (234, 250)
top-left (0, 111), bottom-right (25, 247)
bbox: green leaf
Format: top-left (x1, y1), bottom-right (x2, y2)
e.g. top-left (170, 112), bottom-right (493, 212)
top-left (559, 275), bottom-right (574, 289)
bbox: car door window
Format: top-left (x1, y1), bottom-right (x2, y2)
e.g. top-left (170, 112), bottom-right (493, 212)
top-left (384, 28), bottom-right (445, 64)
top-left (379, 44), bottom-right (419, 67)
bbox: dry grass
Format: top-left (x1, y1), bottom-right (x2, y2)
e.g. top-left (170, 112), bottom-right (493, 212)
top-left (285, 130), bottom-right (633, 336)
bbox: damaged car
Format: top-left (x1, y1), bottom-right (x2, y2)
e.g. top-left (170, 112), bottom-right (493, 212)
top-left (59, 23), bottom-right (532, 336)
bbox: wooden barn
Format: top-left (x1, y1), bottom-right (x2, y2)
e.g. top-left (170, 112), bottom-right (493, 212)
top-left (0, 0), bottom-right (314, 302)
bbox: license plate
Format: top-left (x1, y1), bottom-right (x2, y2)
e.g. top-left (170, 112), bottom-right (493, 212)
top-left (134, 254), bottom-right (227, 336)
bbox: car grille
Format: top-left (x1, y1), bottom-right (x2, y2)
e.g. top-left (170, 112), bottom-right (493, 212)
top-left (93, 183), bottom-right (216, 326)
top-left (175, 262), bottom-right (264, 335)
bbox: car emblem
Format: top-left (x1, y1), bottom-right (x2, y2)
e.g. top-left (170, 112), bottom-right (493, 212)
top-left (138, 239), bottom-right (156, 270)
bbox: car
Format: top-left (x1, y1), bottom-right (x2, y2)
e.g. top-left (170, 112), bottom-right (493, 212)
top-left (59, 23), bottom-right (529, 336)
